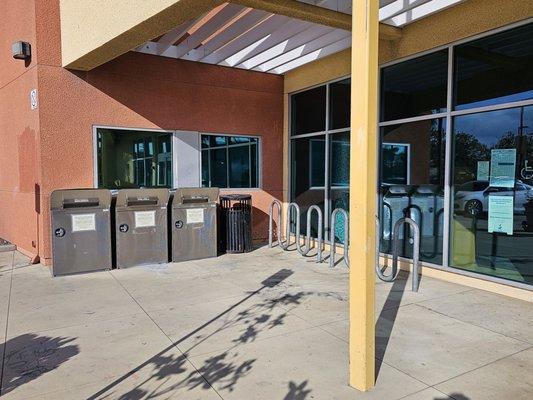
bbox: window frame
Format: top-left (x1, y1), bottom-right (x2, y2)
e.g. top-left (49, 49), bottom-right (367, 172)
top-left (200, 133), bottom-right (262, 190)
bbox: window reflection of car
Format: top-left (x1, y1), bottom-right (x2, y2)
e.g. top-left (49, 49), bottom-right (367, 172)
top-left (455, 180), bottom-right (533, 215)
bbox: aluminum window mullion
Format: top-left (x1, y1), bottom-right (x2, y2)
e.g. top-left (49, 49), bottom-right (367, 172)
top-left (324, 84), bottom-right (331, 235)
top-left (443, 47), bottom-right (454, 269)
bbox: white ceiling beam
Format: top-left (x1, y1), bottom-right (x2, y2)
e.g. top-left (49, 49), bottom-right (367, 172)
top-left (168, 3), bottom-right (247, 59)
top-left (383, 0), bottom-right (466, 27)
top-left (269, 35), bottom-right (351, 74)
top-left (181, 9), bottom-right (272, 62)
top-left (201, 14), bottom-right (292, 65)
top-left (233, 19), bottom-right (319, 67)
top-left (379, 0), bottom-right (432, 21)
top-left (238, 24), bottom-right (334, 70)
top-left (257, 29), bottom-right (350, 72)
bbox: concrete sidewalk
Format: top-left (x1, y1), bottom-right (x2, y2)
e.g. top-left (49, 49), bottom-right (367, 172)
top-left (0, 247), bottom-right (531, 399)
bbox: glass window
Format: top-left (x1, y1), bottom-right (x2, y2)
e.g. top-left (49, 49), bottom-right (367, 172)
top-left (451, 106), bottom-right (533, 284)
top-left (291, 135), bottom-right (326, 239)
top-left (329, 79), bottom-right (351, 130)
top-left (454, 23), bottom-right (533, 110)
top-left (291, 86), bottom-right (326, 135)
top-left (381, 49), bottom-right (448, 121)
top-left (330, 132), bottom-right (350, 243)
top-left (379, 119), bottom-right (446, 265)
top-left (201, 135), bottom-right (259, 188)
top-left (97, 128), bottom-right (172, 189)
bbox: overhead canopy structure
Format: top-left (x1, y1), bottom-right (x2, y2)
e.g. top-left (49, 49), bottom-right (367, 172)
top-left (134, 0), bottom-right (467, 74)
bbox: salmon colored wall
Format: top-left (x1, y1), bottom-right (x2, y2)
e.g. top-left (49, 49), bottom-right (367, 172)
top-left (27, 0), bottom-right (283, 263)
top-left (0, 0), bottom-right (41, 258)
top-left (37, 53), bottom-right (284, 263)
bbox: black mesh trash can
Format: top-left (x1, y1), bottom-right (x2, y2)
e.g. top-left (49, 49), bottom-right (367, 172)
top-left (220, 194), bottom-right (252, 253)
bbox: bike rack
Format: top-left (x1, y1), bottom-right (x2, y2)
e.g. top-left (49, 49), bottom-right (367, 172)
top-left (300, 205), bottom-right (323, 262)
top-left (268, 199), bottom-right (282, 248)
top-left (376, 217), bottom-right (421, 292)
top-left (329, 208), bottom-right (349, 268)
top-left (279, 203), bottom-right (303, 253)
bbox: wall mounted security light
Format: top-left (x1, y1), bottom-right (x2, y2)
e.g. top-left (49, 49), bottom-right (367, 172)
top-left (12, 41), bottom-right (31, 60)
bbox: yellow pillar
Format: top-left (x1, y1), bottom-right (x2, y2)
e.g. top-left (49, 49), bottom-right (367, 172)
top-left (349, 0), bottom-right (379, 392)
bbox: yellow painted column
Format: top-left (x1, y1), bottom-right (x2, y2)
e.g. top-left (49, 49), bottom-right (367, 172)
top-left (349, 0), bottom-right (379, 392)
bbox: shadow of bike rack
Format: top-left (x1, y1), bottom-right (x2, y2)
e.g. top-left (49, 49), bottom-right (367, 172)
top-left (376, 216), bottom-right (421, 292)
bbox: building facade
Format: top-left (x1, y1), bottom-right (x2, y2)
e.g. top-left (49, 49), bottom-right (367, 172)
top-left (1, 0), bottom-right (532, 295)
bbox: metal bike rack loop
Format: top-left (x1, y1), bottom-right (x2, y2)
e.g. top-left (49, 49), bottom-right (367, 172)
top-left (329, 208), bottom-right (349, 268)
top-left (279, 203), bottom-right (303, 253)
top-left (376, 217), bottom-right (421, 292)
top-left (300, 205), bottom-right (323, 262)
top-left (268, 199), bottom-right (282, 248)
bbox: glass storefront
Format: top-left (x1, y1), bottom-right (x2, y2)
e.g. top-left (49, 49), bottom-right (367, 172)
top-left (290, 21), bottom-right (533, 285)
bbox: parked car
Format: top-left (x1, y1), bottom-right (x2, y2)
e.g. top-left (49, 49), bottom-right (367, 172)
top-left (455, 180), bottom-right (533, 215)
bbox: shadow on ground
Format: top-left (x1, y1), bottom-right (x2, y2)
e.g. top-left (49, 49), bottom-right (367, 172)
top-left (0, 333), bottom-right (79, 396)
top-left (89, 269), bottom-right (317, 399)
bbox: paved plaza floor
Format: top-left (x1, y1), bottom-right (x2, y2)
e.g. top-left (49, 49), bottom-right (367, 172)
top-left (0, 246), bottom-right (531, 399)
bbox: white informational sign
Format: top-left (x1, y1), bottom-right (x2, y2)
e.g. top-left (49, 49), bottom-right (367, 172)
top-left (30, 88), bottom-right (38, 110)
top-left (134, 210), bottom-right (156, 228)
top-left (477, 161), bottom-right (490, 181)
top-left (186, 208), bottom-right (204, 224)
top-left (490, 149), bottom-right (516, 188)
top-left (488, 195), bottom-right (514, 235)
top-left (71, 214), bottom-right (96, 232)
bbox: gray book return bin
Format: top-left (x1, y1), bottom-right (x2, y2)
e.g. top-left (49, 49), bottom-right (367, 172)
top-left (50, 188), bottom-right (112, 276)
top-left (115, 188), bottom-right (170, 268)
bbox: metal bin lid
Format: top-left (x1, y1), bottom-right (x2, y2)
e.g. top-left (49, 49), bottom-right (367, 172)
top-left (115, 188), bottom-right (170, 208)
top-left (50, 188), bottom-right (111, 210)
top-left (172, 188), bottom-right (219, 206)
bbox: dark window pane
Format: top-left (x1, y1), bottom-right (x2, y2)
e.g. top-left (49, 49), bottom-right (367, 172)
top-left (379, 119), bottom-right (446, 265)
top-left (451, 106), bottom-right (533, 285)
top-left (228, 145), bottom-right (251, 188)
top-left (454, 23), bottom-right (533, 110)
top-left (381, 50), bottom-right (448, 121)
top-left (210, 148), bottom-right (228, 188)
top-left (201, 136), bottom-right (210, 148)
top-left (97, 129), bottom-right (172, 189)
top-left (291, 86), bottom-right (326, 135)
top-left (329, 79), bottom-right (351, 130)
top-left (211, 136), bottom-right (228, 147)
top-left (291, 135), bottom-right (326, 239)
top-left (250, 143), bottom-right (258, 188)
top-left (229, 136), bottom-right (250, 144)
top-left (201, 150), bottom-right (209, 187)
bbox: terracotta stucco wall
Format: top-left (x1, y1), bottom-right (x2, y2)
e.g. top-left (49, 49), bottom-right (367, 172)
top-left (0, 0), bottom-right (41, 258)
top-left (32, 0), bottom-right (283, 264)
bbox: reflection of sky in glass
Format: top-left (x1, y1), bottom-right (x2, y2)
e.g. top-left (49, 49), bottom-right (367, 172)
top-left (455, 91), bottom-right (533, 111)
top-left (454, 106), bottom-right (533, 147)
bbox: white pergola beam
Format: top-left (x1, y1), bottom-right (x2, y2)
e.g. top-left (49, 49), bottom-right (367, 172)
top-left (238, 23), bottom-right (333, 70)
top-left (383, 0), bottom-right (466, 27)
top-left (181, 9), bottom-right (272, 62)
top-left (379, 0), bottom-right (432, 21)
top-left (269, 34), bottom-right (351, 74)
top-left (201, 14), bottom-right (292, 65)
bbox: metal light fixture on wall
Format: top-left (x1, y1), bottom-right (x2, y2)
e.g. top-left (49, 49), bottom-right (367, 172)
top-left (12, 41), bottom-right (31, 60)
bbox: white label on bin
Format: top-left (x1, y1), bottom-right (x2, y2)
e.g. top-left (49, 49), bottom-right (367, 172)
top-left (187, 208), bottom-right (204, 224)
top-left (135, 210), bottom-right (156, 228)
top-left (71, 214), bottom-right (96, 232)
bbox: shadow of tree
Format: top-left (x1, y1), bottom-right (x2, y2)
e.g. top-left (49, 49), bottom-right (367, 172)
top-left (1, 333), bottom-right (79, 396)
top-left (283, 380), bottom-right (312, 400)
top-left (435, 394), bottom-right (470, 400)
top-left (89, 269), bottom-right (323, 399)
